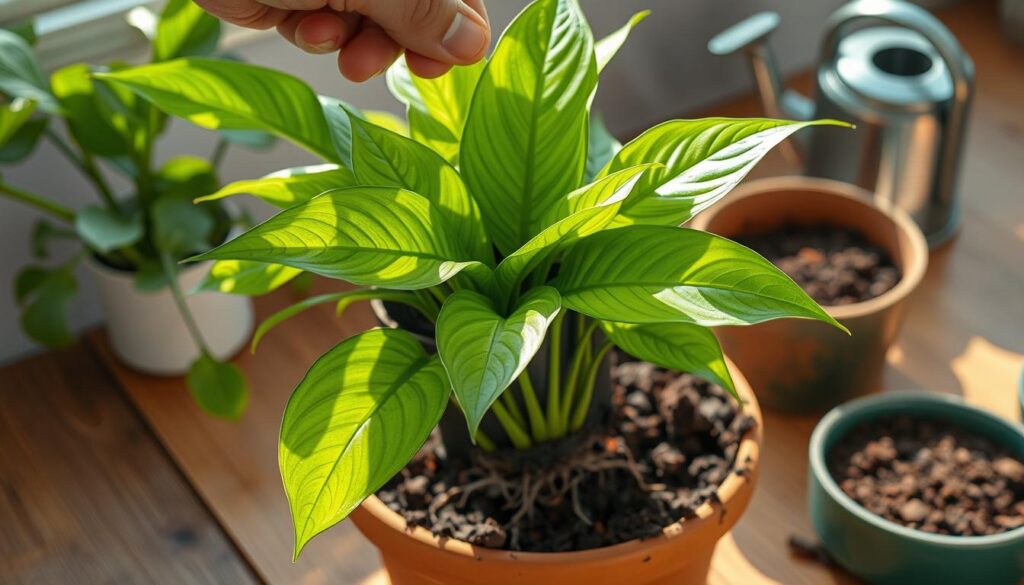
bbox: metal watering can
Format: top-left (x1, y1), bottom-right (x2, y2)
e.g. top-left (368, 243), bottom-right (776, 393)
top-left (708, 0), bottom-right (974, 247)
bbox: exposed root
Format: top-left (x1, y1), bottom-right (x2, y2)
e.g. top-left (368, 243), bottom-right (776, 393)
top-left (432, 435), bottom-right (657, 545)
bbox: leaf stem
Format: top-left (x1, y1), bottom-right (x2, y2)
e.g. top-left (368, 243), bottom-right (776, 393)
top-left (499, 391), bottom-right (528, 430)
top-left (0, 181), bottom-right (75, 223)
top-left (159, 250), bottom-right (211, 356)
top-left (489, 400), bottom-right (533, 449)
top-left (45, 129), bottom-right (119, 211)
top-left (570, 338), bottom-right (614, 432)
top-left (475, 429), bottom-right (498, 453)
top-left (560, 318), bottom-right (598, 421)
top-left (211, 137), bottom-right (230, 169)
top-left (545, 310), bottom-right (566, 437)
top-left (516, 371), bottom-right (547, 442)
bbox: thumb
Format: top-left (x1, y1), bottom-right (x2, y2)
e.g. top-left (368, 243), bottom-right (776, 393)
top-left (343, 0), bottom-right (490, 64)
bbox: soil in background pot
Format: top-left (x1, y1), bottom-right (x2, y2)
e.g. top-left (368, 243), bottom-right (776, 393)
top-left (828, 416), bottom-right (1024, 536)
top-left (377, 360), bottom-right (757, 553)
top-left (737, 226), bottom-right (900, 306)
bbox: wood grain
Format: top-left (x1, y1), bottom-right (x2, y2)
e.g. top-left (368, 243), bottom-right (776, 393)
top-left (89, 280), bottom-right (386, 585)
top-left (89, 1), bottom-right (1023, 584)
top-left (0, 344), bottom-right (257, 585)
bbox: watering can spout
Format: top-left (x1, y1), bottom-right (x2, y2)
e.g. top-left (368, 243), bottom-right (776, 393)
top-left (708, 12), bottom-right (815, 123)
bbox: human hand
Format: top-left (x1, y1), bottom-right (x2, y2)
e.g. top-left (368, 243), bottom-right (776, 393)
top-left (195, 0), bottom-right (490, 82)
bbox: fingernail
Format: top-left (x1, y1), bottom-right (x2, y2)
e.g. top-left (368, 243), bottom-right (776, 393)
top-left (442, 7), bottom-right (487, 61)
top-left (301, 39), bottom-right (338, 54)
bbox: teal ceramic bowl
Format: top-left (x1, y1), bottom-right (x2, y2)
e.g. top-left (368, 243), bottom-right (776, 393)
top-left (809, 391), bottom-right (1024, 585)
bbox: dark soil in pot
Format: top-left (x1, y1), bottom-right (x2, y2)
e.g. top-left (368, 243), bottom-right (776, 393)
top-left (377, 360), bottom-right (757, 553)
top-left (828, 415), bottom-right (1024, 536)
top-left (737, 226), bottom-right (901, 306)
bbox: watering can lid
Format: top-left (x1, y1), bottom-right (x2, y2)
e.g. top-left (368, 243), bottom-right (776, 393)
top-left (831, 26), bottom-right (953, 111)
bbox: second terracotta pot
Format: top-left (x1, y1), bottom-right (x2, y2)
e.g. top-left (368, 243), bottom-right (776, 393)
top-left (351, 358), bottom-right (763, 585)
top-left (691, 177), bottom-right (928, 414)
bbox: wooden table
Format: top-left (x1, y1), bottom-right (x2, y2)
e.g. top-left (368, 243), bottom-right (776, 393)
top-left (1, 1), bottom-right (1021, 583)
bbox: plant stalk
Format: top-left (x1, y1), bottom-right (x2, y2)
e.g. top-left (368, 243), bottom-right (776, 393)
top-left (490, 400), bottom-right (533, 449)
top-left (159, 250), bottom-right (210, 357)
top-left (45, 129), bottom-right (119, 211)
top-left (545, 310), bottom-right (566, 437)
top-left (516, 371), bottom-right (548, 442)
top-left (560, 319), bottom-right (599, 420)
top-left (570, 338), bottom-right (614, 432)
top-left (0, 181), bottom-right (75, 223)
top-left (211, 137), bottom-right (229, 169)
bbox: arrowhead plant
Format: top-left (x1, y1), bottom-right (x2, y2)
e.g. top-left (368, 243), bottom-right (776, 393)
top-left (102, 0), bottom-right (849, 558)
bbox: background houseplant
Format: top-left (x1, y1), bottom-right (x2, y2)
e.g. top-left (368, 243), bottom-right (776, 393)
top-left (0, 0), bottom-right (271, 418)
top-left (101, 0), bottom-right (848, 578)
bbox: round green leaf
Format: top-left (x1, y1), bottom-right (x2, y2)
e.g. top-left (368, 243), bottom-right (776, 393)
top-left (74, 205), bottom-right (144, 254)
top-left (186, 353), bottom-right (247, 420)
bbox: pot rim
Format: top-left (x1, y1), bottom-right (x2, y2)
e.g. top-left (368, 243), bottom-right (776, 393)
top-left (358, 356), bottom-right (763, 563)
top-left (809, 390), bottom-right (1024, 548)
top-left (691, 176), bottom-right (929, 321)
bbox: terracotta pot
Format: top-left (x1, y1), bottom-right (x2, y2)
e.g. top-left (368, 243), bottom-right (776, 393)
top-left (691, 177), bottom-right (928, 414)
top-left (351, 359), bottom-right (763, 585)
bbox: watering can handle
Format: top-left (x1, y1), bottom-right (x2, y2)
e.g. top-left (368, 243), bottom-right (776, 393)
top-left (821, 0), bottom-right (974, 203)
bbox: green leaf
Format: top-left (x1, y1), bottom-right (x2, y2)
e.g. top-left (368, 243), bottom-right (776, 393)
top-left (386, 57), bottom-right (484, 163)
top-left (6, 21), bottom-right (37, 46)
top-left (555, 225), bottom-right (845, 330)
top-left (134, 259), bottom-right (171, 291)
top-left (14, 266), bottom-right (48, 303)
top-left (74, 205), bottom-right (144, 254)
top-left (497, 166), bottom-right (653, 292)
top-left (186, 353), bottom-right (247, 419)
top-left (461, 0), bottom-right (597, 254)
top-left (154, 0), bottom-right (222, 62)
top-left (0, 29), bottom-right (57, 112)
top-left (152, 195), bottom-right (214, 256)
top-left (15, 264), bottom-right (77, 347)
top-left (98, 59), bottom-right (341, 162)
top-left (0, 98), bottom-right (34, 145)
top-left (350, 115), bottom-right (490, 263)
top-left (602, 118), bottom-right (851, 227)
top-left (0, 114), bottom-right (46, 163)
top-left (31, 219), bottom-right (75, 259)
top-left (189, 186), bottom-right (484, 290)
top-left (436, 287), bottom-right (561, 437)
top-left (157, 155), bottom-right (219, 200)
top-left (280, 328), bottom-right (450, 558)
top-left (196, 164), bottom-right (356, 208)
top-left (219, 128), bottom-right (276, 150)
top-left (195, 260), bottom-right (302, 296)
top-left (50, 64), bottom-right (135, 157)
top-left (585, 114), bottom-right (621, 182)
top-left (601, 321), bottom-right (736, 399)
top-left (595, 11), bottom-right (649, 72)
top-left (319, 96), bottom-right (358, 167)
top-left (362, 110), bottom-right (408, 136)
top-left (251, 289), bottom-right (432, 352)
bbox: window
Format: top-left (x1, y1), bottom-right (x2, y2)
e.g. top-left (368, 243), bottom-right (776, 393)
top-left (1, 0), bottom-right (159, 69)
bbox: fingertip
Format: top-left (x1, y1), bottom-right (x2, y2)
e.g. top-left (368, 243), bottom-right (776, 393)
top-left (405, 51), bottom-right (453, 79)
top-left (338, 25), bottom-right (402, 82)
top-left (294, 11), bottom-right (350, 54)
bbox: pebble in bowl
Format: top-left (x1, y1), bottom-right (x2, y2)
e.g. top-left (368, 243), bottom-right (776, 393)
top-left (808, 391), bottom-right (1024, 584)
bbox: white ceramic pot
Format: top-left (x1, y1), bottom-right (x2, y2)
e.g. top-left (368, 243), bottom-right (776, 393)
top-left (87, 256), bottom-right (253, 376)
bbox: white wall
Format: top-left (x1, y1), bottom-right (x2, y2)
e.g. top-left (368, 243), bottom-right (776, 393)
top-left (0, 0), bottom-right (843, 365)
